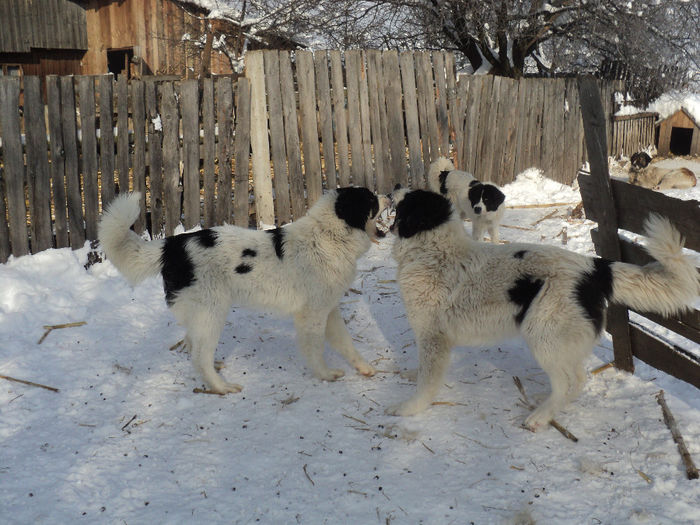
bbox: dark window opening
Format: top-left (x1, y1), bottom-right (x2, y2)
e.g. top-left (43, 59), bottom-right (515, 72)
top-left (107, 48), bottom-right (134, 79)
top-left (669, 127), bottom-right (693, 156)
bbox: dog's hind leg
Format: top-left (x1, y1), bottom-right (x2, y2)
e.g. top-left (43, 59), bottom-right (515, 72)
top-left (325, 307), bottom-right (376, 377)
top-left (386, 333), bottom-right (450, 416)
top-left (186, 309), bottom-right (242, 394)
top-left (295, 309), bottom-right (345, 381)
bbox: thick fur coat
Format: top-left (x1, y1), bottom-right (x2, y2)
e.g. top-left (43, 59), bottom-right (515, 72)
top-left (386, 189), bottom-right (699, 431)
top-left (427, 157), bottom-right (506, 242)
top-left (98, 188), bottom-right (389, 394)
top-left (629, 152), bottom-right (697, 190)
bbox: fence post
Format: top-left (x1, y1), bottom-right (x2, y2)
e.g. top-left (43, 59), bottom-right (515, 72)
top-left (577, 76), bottom-right (634, 372)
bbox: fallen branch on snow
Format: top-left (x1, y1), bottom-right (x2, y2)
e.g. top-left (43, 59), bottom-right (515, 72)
top-left (37, 321), bottom-right (87, 344)
top-left (0, 374), bottom-right (59, 393)
top-left (656, 390), bottom-right (698, 480)
top-left (513, 376), bottom-right (578, 442)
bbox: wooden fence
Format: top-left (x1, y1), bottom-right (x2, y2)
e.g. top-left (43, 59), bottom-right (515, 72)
top-left (610, 112), bottom-right (658, 158)
top-left (578, 77), bottom-right (699, 392)
top-left (0, 50), bottom-right (620, 262)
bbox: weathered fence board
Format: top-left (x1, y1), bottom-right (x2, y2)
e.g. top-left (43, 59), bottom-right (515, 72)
top-left (400, 52), bottom-right (423, 187)
top-left (329, 50), bottom-right (350, 187)
top-left (99, 75), bottom-right (116, 209)
top-left (358, 51), bottom-right (373, 191)
top-left (78, 76), bottom-right (100, 241)
top-left (215, 77), bottom-right (233, 226)
top-left (232, 77), bottom-right (252, 227)
top-left (46, 76), bottom-right (69, 248)
top-left (345, 50), bottom-right (365, 187)
top-left (202, 78), bottom-right (217, 228)
top-left (145, 80), bottom-right (164, 235)
top-left (384, 50), bottom-right (407, 192)
top-left (314, 50), bottom-right (337, 190)
top-left (365, 51), bottom-right (387, 192)
top-left (131, 80), bottom-right (147, 233)
top-left (60, 76), bottom-right (85, 250)
top-left (116, 75), bottom-right (129, 193)
top-left (296, 50), bottom-right (323, 206)
top-left (160, 81), bottom-right (181, 236)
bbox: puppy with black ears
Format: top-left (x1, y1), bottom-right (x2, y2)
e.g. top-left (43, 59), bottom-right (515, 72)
top-left (99, 187), bottom-right (390, 394)
top-left (427, 157), bottom-right (506, 243)
top-left (386, 188), bottom-right (698, 431)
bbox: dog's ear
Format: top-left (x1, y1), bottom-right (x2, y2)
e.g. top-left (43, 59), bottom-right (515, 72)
top-left (482, 185), bottom-right (505, 210)
top-left (335, 187), bottom-right (379, 230)
top-left (395, 190), bottom-right (452, 238)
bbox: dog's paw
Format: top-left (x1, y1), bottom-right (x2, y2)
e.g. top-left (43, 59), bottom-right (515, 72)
top-left (207, 382), bottom-right (243, 395)
top-left (355, 361), bottom-right (377, 377)
top-left (399, 368), bottom-right (418, 382)
top-left (316, 368), bottom-right (345, 381)
top-left (385, 398), bottom-right (427, 417)
top-left (524, 409), bottom-right (552, 432)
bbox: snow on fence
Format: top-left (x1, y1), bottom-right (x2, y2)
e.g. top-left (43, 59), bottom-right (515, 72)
top-left (0, 50), bottom-right (619, 262)
top-left (577, 77), bottom-right (700, 392)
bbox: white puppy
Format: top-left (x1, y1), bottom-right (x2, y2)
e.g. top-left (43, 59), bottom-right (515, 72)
top-left (99, 188), bottom-right (389, 394)
top-left (427, 157), bottom-right (506, 242)
top-left (386, 189), bottom-right (698, 431)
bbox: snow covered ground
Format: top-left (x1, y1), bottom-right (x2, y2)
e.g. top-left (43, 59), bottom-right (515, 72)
top-left (1, 169), bottom-right (699, 524)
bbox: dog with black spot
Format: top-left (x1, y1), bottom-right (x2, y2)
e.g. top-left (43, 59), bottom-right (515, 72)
top-left (427, 157), bottom-right (506, 243)
top-left (385, 189), bottom-right (698, 431)
top-left (99, 188), bottom-right (389, 394)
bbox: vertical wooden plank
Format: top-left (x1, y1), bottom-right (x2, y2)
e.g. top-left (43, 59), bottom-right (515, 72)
top-left (345, 50), bottom-right (365, 186)
top-left (329, 50), bottom-right (350, 187)
top-left (357, 51), bottom-right (373, 190)
top-left (160, 82), bottom-right (181, 236)
top-left (462, 75), bottom-right (481, 175)
top-left (116, 75), bottom-right (129, 193)
top-left (202, 78), bottom-right (217, 227)
top-left (263, 50), bottom-right (292, 224)
top-left (233, 77), bottom-right (252, 227)
top-left (99, 75), bottom-right (116, 210)
top-left (180, 80), bottom-right (200, 230)
top-left (296, 50), bottom-right (323, 205)
top-left (78, 76), bottom-right (99, 240)
top-left (46, 76), bottom-right (69, 248)
top-left (146, 80), bottom-right (163, 236)
top-left (474, 75), bottom-right (494, 180)
top-left (445, 53), bottom-right (459, 164)
top-left (415, 52), bottom-right (440, 168)
top-left (60, 76), bottom-right (85, 249)
top-left (0, 77), bottom-right (29, 257)
top-left (365, 51), bottom-right (386, 192)
top-left (279, 51), bottom-right (306, 220)
top-left (577, 76), bottom-right (634, 373)
top-left (246, 51), bottom-right (275, 227)
top-left (23, 76), bottom-right (53, 252)
top-left (131, 80), bottom-right (147, 233)
top-left (0, 179), bottom-right (9, 262)
top-left (433, 51), bottom-right (449, 156)
top-left (502, 79), bottom-right (520, 185)
top-left (314, 50), bottom-right (337, 189)
top-left (400, 52), bottom-right (423, 188)
top-left (383, 50), bottom-right (407, 190)
top-left (215, 77), bottom-right (233, 225)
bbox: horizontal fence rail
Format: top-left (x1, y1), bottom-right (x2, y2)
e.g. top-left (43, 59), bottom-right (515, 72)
top-left (0, 50), bottom-right (619, 262)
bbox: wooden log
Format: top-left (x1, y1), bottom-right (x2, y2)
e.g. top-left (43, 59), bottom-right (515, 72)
top-left (0, 77), bottom-right (29, 257)
top-left (23, 76), bottom-right (53, 252)
top-left (46, 76), bottom-right (69, 248)
top-left (99, 75), bottom-right (116, 209)
top-left (60, 76), bottom-right (85, 250)
top-left (78, 76), bottom-right (99, 240)
top-left (233, 77), bottom-right (252, 227)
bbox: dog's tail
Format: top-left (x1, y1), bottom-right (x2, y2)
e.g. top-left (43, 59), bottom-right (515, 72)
top-left (98, 192), bottom-right (164, 285)
top-left (610, 214), bottom-right (699, 317)
top-left (427, 157), bottom-right (456, 192)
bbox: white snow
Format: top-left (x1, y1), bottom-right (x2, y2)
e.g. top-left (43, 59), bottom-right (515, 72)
top-left (2, 170), bottom-right (700, 524)
top-left (616, 91), bottom-right (700, 123)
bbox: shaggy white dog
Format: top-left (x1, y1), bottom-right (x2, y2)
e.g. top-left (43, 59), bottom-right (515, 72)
top-left (427, 157), bottom-right (506, 242)
top-left (99, 188), bottom-right (389, 394)
top-left (386, 189), bottom-right (698, 431)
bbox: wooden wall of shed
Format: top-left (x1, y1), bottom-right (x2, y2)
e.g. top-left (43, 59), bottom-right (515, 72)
top-left (83, 0), bottom-right (234, 77)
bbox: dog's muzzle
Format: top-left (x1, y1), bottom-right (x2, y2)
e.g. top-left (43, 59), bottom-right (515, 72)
top-left (473, 206), bottom-right (482, 215)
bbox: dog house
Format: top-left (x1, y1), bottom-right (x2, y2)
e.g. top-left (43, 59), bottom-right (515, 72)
top-left (656, 107), bottom-right (700, 156)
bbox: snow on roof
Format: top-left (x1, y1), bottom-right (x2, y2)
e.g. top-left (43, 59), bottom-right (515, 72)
top-left (617, 91), bottom-right (700, 124)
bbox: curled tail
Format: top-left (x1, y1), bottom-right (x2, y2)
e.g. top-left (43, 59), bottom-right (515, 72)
top-left (610, 214), bottom-right (699, 317)
top-left (98, 192), bottom-right (164, 285)
top-left (427, 157), bottom-right (456, 193)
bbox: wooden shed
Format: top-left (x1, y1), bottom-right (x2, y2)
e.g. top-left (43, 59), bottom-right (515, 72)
top-left (0, 0), bottom-right (88, 78)
top-left (656, 107), bottom-right (700, 157)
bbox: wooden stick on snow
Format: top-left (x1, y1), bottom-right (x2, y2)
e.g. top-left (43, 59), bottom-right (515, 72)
top-left (656, 390), bottom-right (699, 480)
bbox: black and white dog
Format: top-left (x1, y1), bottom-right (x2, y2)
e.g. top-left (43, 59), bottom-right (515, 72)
top-left (427, 157), bottom-right (505, 243)
top-left (386, 189), bottom-right (698, 431)
top-left (99, 188), bottom-right (389, 394)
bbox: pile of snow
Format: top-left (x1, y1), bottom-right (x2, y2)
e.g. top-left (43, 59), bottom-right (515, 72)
top-left (2, 171), bottom-right (699, 523)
